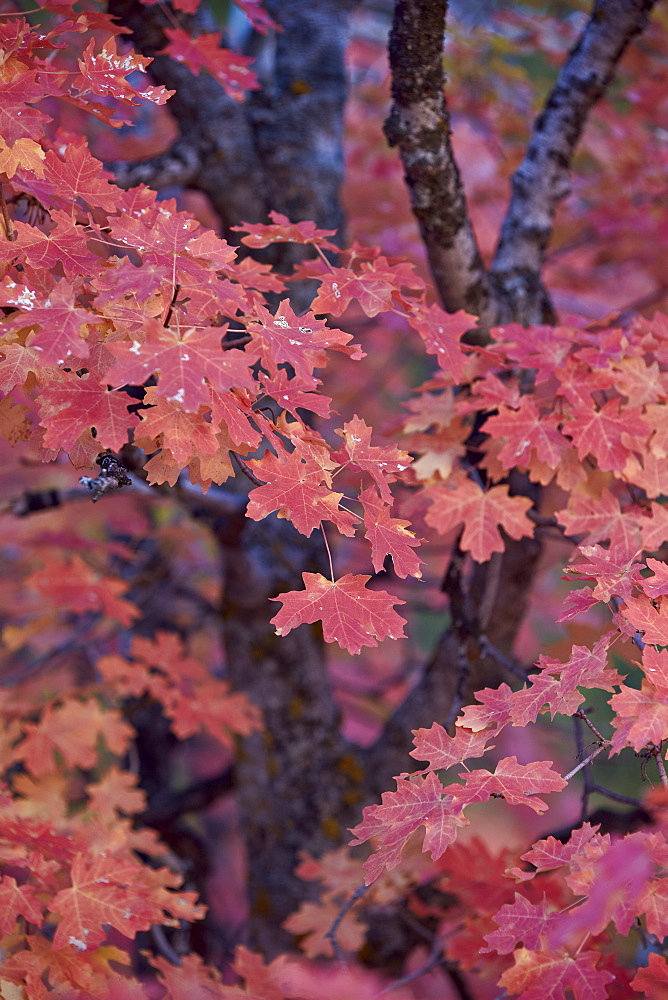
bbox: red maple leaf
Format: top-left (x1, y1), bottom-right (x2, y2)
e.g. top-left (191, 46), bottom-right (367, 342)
top-left (160, 28), bottom-right (259, 101)
top-left (26, 551), bottom-right (139, 625)
top-left (497, 947), bottom-right (614, 1000)
top-left (565, 398), bottom-right (648, 472)
top-left (106, 320), bottom-right (255, 413)
top-left (74, 37), bottom-right (173, 107)
top-left (631, 952), bottom-right (668, 1000)
top-left (425, 475), bottom-right (534, 563)
top-left (617, 594), bottom-right (668, 646)
top-left (565, 540), bottom-right (644, 602)
top-left (233, 211), bottom-right (339, 251)
top-left (349, 772), bottom-right (465, 880)
top-left (49, 853), bottom-right (159, 951)
top-left (16, 699), bottom-right (134, 777)
top-left (453, 756), bottom-right (566, 814)
top-left (359, 485), bottom-right (422, 578)
top-left (483, 397), bottom-right (566, 470)
top-left (406, 302), bottom-right (475, 383)
top-left (0, 876), bottom-right (44, 935)
top-left (231, 0), bottom-right (280, 33)
top-left (4, 281), bottom-right (95, 366)
top-left (12, 212), bottom-right (94, 279)
top-left (0, 74), bottom-right (50, 146)
top-left (0, 341), bottom-right (43, 393)
top-left (248, 298), bottom-right (362, 379)
top-left (610, 647), bottom-right (668, 751)
top-left (17, 137), bottom-right (120, 213)
top-left (456, 682), bottom-right (515, 733)
top-left (555, 488), bottom-right (640, 547)
top-left (247, 448), bottom-right (357, 537)
top-left (508, 823), bottom-right (604, 881)
top-left (409, 722), bottom-right (494, 772)
top-left (270, 572), bottom-right (406, 655)
top-left (336, 415), bottom-right (412, 503)
top-left (135, 387), bottom-right (221, 466)
top-left (642, 558), bottom-right (668, 599)
top-left (311, 263), bottom-right (398, 317)
top-left (38, 372), bottom-right (138, 453)
top-left (484, 894), bottom-right (555, 954)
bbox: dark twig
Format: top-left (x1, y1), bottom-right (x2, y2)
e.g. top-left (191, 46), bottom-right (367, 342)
top-left (0, 184), bottom-right (16, 241)
top-left (587, 783), bottom-right (644, 809)
top-left (324, 884), bottom-right (369, 965)
top-left (150, 925), bottom-right (183, 967)
top-left (574, 711), bottom-right (595, 822)
top-left (163, 283), bottom-right (182, 328)
top-left (230, 451), bottom-right (263, 486)
top-left (574, 709), bottom-right (607, 744)
top-left (479, 634), bottom-right (531, 682)
top-left (222, 334), bottom-right (252, 350)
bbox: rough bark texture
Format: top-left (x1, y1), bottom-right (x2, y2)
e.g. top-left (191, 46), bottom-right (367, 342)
top-left (490, 0), bottom-right (657, 323)
top-left (218, 512), bottom-right (364, 956)
top-left (385, 0), bottom-right (657, 328)
top-left (384, 0), bottom-right (492, 323)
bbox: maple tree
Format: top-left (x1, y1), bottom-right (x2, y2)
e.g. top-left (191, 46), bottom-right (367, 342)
top-left (0, 0), bottom-right (667, 996)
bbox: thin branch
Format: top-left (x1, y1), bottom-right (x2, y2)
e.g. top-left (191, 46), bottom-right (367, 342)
top-left (150, 925), bottom-right (183, 967)
top-left (491, 0), bottom-right (658, 323)
top-left (324, 884), bottom-right (368, 965)
top-left (383, 0), bottom-right (490, 321)
top-left (0, 184), bottom-right (16, 241)
top-left (478, 635), bottom-right (531, 682)
top-left (563, 744), bottom-right (608, 781)
top-left (108, 139), bottom-right (202, 191)
top-left (574, 709), bottom-right (607, 743)
top-left (231, 451), bottom-right (263, 486)
top-left (587, 783), bottom-right (644, 809)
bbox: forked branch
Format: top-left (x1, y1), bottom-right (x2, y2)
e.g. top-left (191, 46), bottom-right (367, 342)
top-left (386, 0), bottom-right (658, 327)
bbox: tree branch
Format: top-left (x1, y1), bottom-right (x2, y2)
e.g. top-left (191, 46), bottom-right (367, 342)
top-left (109, 139), bottom-right (202, 191)
top-left (383, 0), bottom-right (491, 322)
top-left (491, 0), bottom-right (658, 323)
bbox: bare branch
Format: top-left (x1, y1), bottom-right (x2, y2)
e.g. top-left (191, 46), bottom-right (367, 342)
top-left (324, 884), bottom-right (369, 965)
top-left (384, 0), bottom-right (491, 322)
top-left (491, 0), bottom-right (658, 323)
top-left (108, 139), bottom-right (202, 191)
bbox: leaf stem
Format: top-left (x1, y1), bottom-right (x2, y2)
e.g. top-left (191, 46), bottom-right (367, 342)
top-left (0, 185), bottom-right (16, 241)
top-left (563, 744), bottom-right (608, 782)
top-left (320, 521), bottom-right (335, 582)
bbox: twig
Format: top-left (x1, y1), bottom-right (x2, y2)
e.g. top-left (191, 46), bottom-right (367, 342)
top-left (479, 634), bottom-right (530, 682)
top-left (587, 783), bottom-right (644, 808)
top-left (222, 334), bottom-right (252, 350)
top-left (0, 184), bottom-right (16, 241)
top-left (150, 925), bottom-right (182, 967)
top-left (563, 744), bottom-right (608, 782)
top-left (574, 711), bottom-right (595, 822)
top-left (324, 884), bottom-right (368, 966)
top-left (163, 283), bottom-right (181, 328)
top-left (574, 709), bottom-right (607, 743)
top-left (230, 451), bottom-right (263, 486)
top-left (656, 750), bottom-right (668, 789)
